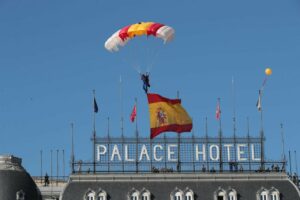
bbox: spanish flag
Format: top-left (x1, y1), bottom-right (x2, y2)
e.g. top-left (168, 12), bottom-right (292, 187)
top-left (147, 93), bottom-right (193, 139)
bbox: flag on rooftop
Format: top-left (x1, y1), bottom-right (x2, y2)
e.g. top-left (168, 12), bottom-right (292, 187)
top-left (94, 97), bottom-right (99, 113)
top-left (216, 100), bottom-right (221, 120)
top-left (130, 104), bottom-right (137, 122)
top-left (147, 93), bottom-right (193, 139)
top-left (256, 90), bottom-right (262, 111)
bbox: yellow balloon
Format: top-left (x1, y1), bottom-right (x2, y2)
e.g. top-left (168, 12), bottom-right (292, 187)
top-left (265, 68), bottom-right (272, 76)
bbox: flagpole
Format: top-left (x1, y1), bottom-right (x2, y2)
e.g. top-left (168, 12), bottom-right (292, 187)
top-left (120, 76), bottom-right (124, 173)
top-left (232, 76), bottom-right (237, 137)
top-left (40, 150), bottom-right (43, 184)
top-left (71, 123), bottom-right (75, 174)
top-left (107, 117), bottom-right (111, 173)
top-left (232, 77), bottom-right (237, 164)
top-left (135, 98), bottom-right (138, 137)
top-left (62, 149), bottom-right (65, 180)
top-left (56, 149), bottom-right (59, 186)
top-left (280, 123), bottom-right (286, 169)
top-left (205, 117), bottom-right (209, 171)
top-left (192, 122), bottom-right (195, 172)
top-left (259, 90), bottom-right (265, 170)
top-left (120, 75), bottom-right (124, 138)
top-left (218, 98), bottom-right (223, 172)
top-left (295, 150), bottom-right (299, 176)
top-left (93, 90), bottom-right (96, 173)
top-left (176, 91), bottom-right (181, 172)
top-left (134, 98), bottom-right (139, 173)
top-left (289, 150), bottom-right (292, 175)
top-left (247, 117), bottom-right (251, 171)
top-left (50, 150), bottom-right (53, 194)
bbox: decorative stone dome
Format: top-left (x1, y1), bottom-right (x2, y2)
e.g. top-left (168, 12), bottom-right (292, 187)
top-left (0, 155), bottom-right (41, 200)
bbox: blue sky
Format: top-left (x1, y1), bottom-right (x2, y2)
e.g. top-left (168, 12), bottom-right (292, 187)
top-left (0, 0), bottom-right (300, 176)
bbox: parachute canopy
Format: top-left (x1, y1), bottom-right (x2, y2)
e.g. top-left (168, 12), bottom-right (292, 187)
top-left (105, 22), bottom-right (175, 52)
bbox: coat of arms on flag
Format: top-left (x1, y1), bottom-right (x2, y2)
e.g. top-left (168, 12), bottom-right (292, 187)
top-left (147, 93), bottom-right (193, 139)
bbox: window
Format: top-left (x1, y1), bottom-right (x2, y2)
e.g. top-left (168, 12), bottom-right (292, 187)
top-left (141, 190), bottom-right (151, 200)
top-left (185, 195), bottom-right (192, 200)
top-left (270, 194), bottom-right (277, 200)
top-left (128, 188), bottom-right (140, 200)
top-left (86, 191), bottom-right (95, 200)
top-left (142, 195), bottom-right (148, 200)
top-left (98, 191), bottom-right (107, 200)
top-left (269, 188), bottom-right (280, 200)
top-left (185, 190), bottom-right (194, 200)
top-left (175, 191), bottom-right (182, 200)
top-left (228, 190), bottom-right (237, 200)
top-left (260, 191), bottom-right (268, 200)
top-left (131, 191), bottom-right (139, 200)
top-left (217, 191), bottom-right (225, 200)
top-left (170, 188), bottom-right (183, 200)
top-left (214, 188), bottom-right (227, 200)
top-left (16, 190), bottom-right (25, 200)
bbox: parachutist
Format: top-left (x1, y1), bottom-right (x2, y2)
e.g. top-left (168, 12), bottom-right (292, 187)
top-left (141, 73), bottom-right (150, 94)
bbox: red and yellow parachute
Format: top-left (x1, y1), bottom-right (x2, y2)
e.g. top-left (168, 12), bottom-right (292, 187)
top-left (104, 22), bottom-right (175, 52)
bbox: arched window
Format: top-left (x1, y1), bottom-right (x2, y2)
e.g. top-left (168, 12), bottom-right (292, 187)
top-left (217, 191), bottom-right (226, 200)
top-left (131, 191), bottom-right (139, 200)
top-left (256, 187), bottom-right (269, 200)
top-left (16, 190), bottom-right (25, 200)
top-left (86, 190), bottom-right (96, 200)
top-left (141, 188), bottom-right (151, 200)
top-left (214, 187), bottom-right (227, 200)
top-left (175, 191), bottom-right (183, 200)
top-left (185, 192), bottom-right (193, 200)
top-left (142, 193), bottom-right (150, 200)
top-left (228, 189), bottom-right (237, 200)
top-left (269, 187), bottom-right (280, 200)
top-left (128, 188), bottom-right (140, 200)
top-left (260, 191), bottom-right (268, 200)
top-left (170, 188), bottom-right (183, 200)
top-left (97, 191), bottom-right (107, 200)
top-left (184, 188), bottom-right (194, 200)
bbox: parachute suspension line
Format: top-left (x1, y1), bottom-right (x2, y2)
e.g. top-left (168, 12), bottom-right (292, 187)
top-left (147, 44), bottom-right (161, 73)
top-left (145, 38), bottom-right (152, 73)
top-left (144, 37), bottom-right (161, 73)
top-left (130, 39), bottom-right (142, 74)
top-left (117, 40), bottom-right (141, 74)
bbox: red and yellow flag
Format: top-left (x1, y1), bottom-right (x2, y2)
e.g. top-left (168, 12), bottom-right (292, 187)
top-left (130, 105), bottom-right (137, 122)
top-left (147, 93), bottom-right (193, 139)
